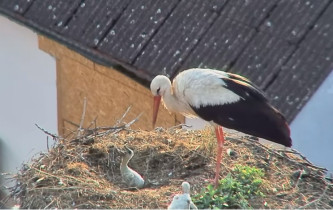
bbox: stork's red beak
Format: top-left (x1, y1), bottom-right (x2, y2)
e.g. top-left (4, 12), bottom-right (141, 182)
top-left (152, 95), bottom-right (161, 128)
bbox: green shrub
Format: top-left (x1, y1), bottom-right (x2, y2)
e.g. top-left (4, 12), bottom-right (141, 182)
top-left (193, 165), bottom-right (265, 209)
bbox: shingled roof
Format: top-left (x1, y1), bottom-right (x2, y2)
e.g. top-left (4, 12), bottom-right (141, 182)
top-left (1, 0), bottom-right (333, 122)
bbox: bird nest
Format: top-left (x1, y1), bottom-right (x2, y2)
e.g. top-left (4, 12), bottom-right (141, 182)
top-left (1, 114), bottom-right (332, 209)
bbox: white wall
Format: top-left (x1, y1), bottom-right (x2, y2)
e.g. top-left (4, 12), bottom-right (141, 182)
top-left (185, 72), bottom-right (333, 172)
top-left (0, 16), bottom-right (57, 186)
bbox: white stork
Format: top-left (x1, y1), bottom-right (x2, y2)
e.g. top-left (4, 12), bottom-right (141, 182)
top-left (168, 182), bottom-right (197, 210)
top-left (120, 146), bottom-right (145, 189)
top-left (150, 68), bottom-right (292, 187)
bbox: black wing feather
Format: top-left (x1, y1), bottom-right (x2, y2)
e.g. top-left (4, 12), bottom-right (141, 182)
top-left (222, 74), bottom-right (268, 102)
top-left (191, 76), bottom-right (292, 147)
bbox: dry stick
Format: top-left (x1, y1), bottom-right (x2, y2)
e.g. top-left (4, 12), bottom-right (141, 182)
top-left (297, 184), bottom-right (331, 209)
top-left (65, 119), bottom-right (128, 133)
top-left (125, 112), bottom-right (142, 128)
top-left (293, 169), bottom-right (304, 190)
top-left (107, 150), bottom-right (116, 181)
top-left (29, 186), bottom-right (90, 191)
top-left (64, 119), bottom-right (80, 128)
top-left (44, 198), bottom-right (55, 209)
top-left (64, 109), bottom-right (142, 139)
top-left (227, 136), bottom-right (327, 172)
top-left (167, 124), bottom-right (193, 130)
top-left (277, 149), bottom-right (327, 171)
top-left (77, 97), bottom-right (87, 138)
top-left (35, 124), bottom-right (60, 140)
top-left (100, 112), bottom-right (143, 136)
top-left (32, 166), bottom-right (99, 186)
top-left (46, 136), bottom-right (49, 152)
top-left (114, 106), bottom-right (132, 127)
top-left (250, 137), bottom-right (325, 171)
top-left (86, 116), bottom-right (98, 130)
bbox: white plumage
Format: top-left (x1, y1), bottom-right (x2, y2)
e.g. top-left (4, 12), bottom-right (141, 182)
top-left (120, 146), bottom-right (145, 189)
top-left (175, 69), bottom-right (242, 107)
top-left (150, 68), bottom-right (241, 118)
top-left (168, 182), bottom-right (197, 210)
top-left (150, 68), bottom-right (292, 187)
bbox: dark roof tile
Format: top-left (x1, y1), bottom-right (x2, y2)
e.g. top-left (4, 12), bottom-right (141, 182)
top-left (0, 0), bottom-right (34, 15)
top-left (300, 2), bottom-right (333, 56)
top-left (260, 0), bottom-right (330, 44)
top-left (25, 0), bottom-right (81, 32)
top-left (133, 0), bottom-right (227, 78)
top-left (220, 0), bottom-right (278, 28)
top-left (180, 18), bottom-right (255, 71)
top-left (24, 0), bottom-right (81, 32)
top-left (232, 32), bottom-right (295, 88)
top-left (266, 46), bottom-right (333, 121)
top-left (98, 0), bottom-right (179, 63)
top-left (62, 0), bottom-right (131, 48)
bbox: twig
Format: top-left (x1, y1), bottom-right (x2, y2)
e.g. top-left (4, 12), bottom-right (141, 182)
top-left (168, 124), bottom-right (193, 130)
top-left (44, 198), bottom-right (55, 209)
top-left (65, 118), bottom-right (133, 134)
top-left (293, 169), bottom-right (304, 190)
top-left (227, 136), bottom-right (327, 172)
top-left (277, 149), bottom-right (327, 171)
top-left (91, 125), bottom-right (126, 131)
top-left (63, 106), bottom-right (139, 140)
top-left (125, 112), bottom-right (142, 128)
top-left (29, 186), bottom-right (90, 191)
top-left (47, 136), bottom-right (49, 152)
top-left (35, 124), bottom-right (60, 140)
top-left (77, 97), bottom-right (87, 137)
top-left (63, 119), bottom-right (80, 128)
top-left (31, 167), bottom-right (99, 186)
top-left (114, 106), bottom-right (132, 127)
top-left (86, 116), bottom-right (98, 130)
top-left (297, 184), bottom-right (331, 209)
top-left (101, 112), bottom-right (143, 136)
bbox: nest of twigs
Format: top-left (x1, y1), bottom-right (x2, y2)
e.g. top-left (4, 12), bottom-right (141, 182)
top-left (1, 110), bottom-right (332, 209)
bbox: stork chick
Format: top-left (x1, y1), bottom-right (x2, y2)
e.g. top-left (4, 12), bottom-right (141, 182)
top-left (168, 182), bottom-right (197, 210)
top-left (120, 146), bottom-right (144, 189)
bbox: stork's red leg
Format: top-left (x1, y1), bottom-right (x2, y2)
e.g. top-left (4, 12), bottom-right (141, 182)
top-left (214, 126), bottom-right (225, 188)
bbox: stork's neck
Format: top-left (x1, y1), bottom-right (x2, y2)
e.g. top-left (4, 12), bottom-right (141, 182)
top-left (162, 85), bottom-right (181, 113)
top-left (120, 155), bottom-right (132, 171)
top-left (162, 82), bottom-right (195, 117)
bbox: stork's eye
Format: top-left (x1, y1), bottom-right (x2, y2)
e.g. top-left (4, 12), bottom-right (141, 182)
top-left (157, 87), bottom-right (161, 94)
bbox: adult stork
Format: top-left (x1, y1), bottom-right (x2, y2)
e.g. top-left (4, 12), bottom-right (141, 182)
top-left (150, 68), bottom-right (292, 187)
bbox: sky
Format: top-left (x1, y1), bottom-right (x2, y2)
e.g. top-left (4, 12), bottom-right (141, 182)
top-left (0, 16), bottom-right (57, 187)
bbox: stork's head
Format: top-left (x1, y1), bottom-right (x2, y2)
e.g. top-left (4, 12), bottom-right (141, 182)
top-left (150, 75), bottom-right (171, 128)
top-left (122, 145), bottom-right (134, 159)
top-left (150, 75), bottom-right (171, 96)
top-left (181, 182), bottom-right (191, 194)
